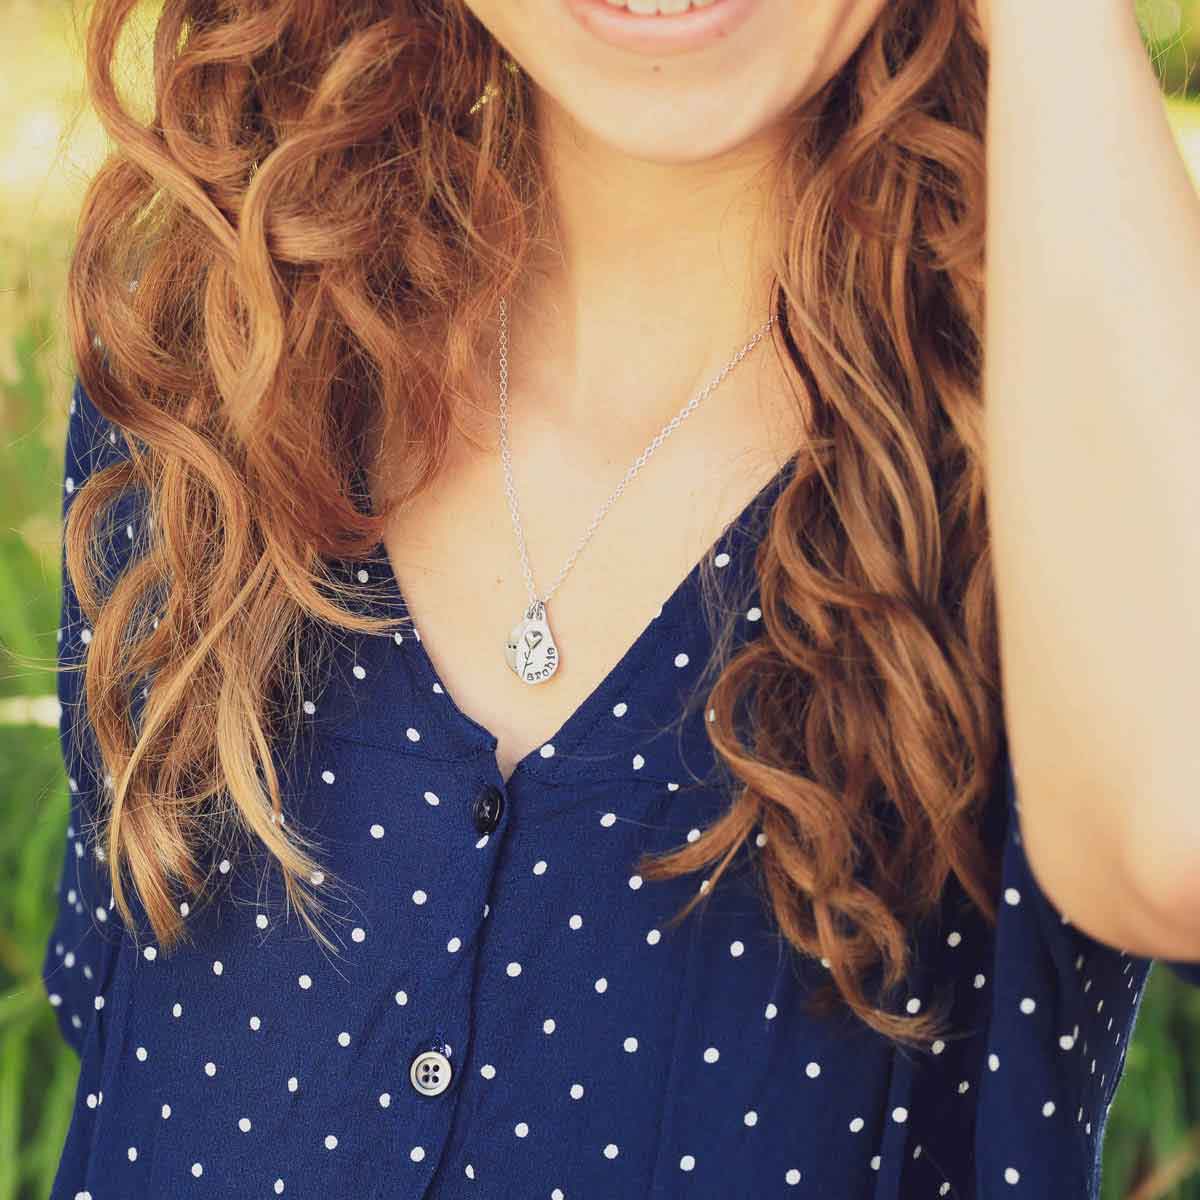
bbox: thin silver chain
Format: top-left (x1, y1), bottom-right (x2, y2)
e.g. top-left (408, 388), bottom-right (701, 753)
top-left (497, 296), bottom-right (777, 607)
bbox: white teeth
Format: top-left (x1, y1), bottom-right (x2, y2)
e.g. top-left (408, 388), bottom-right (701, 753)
top-left (603, 0), bottom-right (720, 13)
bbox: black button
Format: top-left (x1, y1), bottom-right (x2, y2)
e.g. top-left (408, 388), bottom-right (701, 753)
top-left (472, 784), bottom-right (504, 835)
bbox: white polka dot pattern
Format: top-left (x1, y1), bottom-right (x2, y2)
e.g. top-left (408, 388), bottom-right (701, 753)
top-left (37, 378), bottom-right (1194, 1199)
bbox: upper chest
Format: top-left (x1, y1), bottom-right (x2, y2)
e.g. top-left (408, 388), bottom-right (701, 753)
top-left (369, 402), bottom-right (804, 784)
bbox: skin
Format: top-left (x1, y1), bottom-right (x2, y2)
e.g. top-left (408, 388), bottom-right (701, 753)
top-left (383, 0), bottom-right (886, 783)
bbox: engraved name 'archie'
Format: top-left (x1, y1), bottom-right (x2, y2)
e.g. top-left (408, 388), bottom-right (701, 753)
top-left (523, 644), bottom-right (558, 683)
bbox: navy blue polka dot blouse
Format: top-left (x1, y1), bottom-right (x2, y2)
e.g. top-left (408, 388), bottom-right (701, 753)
top-left (43, 377), bottom-right (1200, 1199)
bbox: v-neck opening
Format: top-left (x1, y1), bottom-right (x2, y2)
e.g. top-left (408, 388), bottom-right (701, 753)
top-left (352, 455), bottom-right (797, 789)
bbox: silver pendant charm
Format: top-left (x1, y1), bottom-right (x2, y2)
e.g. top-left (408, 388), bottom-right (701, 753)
top-left (504, 599), bottom-right (560, 685)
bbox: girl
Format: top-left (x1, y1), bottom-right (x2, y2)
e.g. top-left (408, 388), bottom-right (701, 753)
top-left (43, 0), bottom-right (1200, 1196)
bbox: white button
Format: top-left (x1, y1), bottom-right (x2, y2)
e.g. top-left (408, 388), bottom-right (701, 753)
top-left (410, 1049), bottom-right (452, 1097)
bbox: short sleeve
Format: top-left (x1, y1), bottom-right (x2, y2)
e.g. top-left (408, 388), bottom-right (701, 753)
top-left (40, 376), bottom-right (141, 1055)
top-left (1000, 750), bottom-right (1200, 990)
top-left (973, 747), bottom-right (1159, 1196)
top-left (998, 751), bottom-right (1158, 998)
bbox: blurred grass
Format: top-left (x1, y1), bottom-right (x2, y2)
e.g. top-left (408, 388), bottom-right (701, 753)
top-left (1, 2), bottom-right (1199, 1199)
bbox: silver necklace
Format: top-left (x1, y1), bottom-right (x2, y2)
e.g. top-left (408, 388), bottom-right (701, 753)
top-left (498, 296), bottom-right (777, 685)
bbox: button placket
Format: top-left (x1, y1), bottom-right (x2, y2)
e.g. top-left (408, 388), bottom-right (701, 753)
top-left (399, 778), bottom-right (507, 1109)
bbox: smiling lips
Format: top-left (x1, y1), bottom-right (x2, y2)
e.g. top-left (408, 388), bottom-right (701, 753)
top-left (601, 0), bottom-right (722, 12)
top-left (564, 0), bottom-right (757, 56)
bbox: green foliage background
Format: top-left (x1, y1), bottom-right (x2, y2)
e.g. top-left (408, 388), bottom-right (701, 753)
top-left (1, 1), bottom-right (1199, 1197)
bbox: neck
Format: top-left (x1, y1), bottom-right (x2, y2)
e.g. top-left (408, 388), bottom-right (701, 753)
top-left (495, 88), bottom-right (793, 440)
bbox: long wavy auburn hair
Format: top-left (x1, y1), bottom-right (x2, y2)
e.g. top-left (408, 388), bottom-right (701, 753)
top-left (61, 0), bottom-right (999, 1049)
